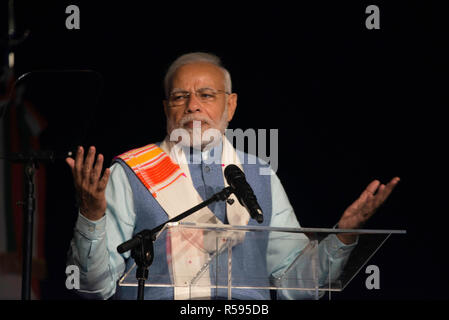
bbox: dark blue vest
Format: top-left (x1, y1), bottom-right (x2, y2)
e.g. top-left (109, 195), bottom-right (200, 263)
top-left (113, 147), bottom-right (272, 300)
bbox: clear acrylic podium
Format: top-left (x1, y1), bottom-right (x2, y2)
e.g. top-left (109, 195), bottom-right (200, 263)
top-left (118, 222), bottom-right (406, 300)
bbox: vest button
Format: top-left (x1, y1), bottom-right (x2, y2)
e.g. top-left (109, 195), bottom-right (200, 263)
top-left (204, 165), bottom-right (211, 173)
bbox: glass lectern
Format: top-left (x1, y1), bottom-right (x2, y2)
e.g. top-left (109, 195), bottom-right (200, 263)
top-left (119, 222), bottom-right (405, 300)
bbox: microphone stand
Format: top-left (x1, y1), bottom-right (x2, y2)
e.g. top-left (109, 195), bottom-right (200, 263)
top-left (0, 155), bottom-right (40, 300)
top-left (0, 70), bottom-right (62, 299)
top-left (117, 186), bottom-right (235, 300)
top-left (22, 159), bottom-right (36, 300)
top-left (0, 151), bottom-right (76, 300)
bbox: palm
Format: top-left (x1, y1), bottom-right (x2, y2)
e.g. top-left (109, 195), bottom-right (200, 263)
top-left (338, 177), bottom-right (400, 230)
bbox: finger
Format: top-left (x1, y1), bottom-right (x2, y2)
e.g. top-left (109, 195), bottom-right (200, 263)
top-left (82, 146), bottom-right (96, 181)
top-left (90, 154), bottom-right (104, 183)
top-left (363, 178), bottom-right (399, 218)
top-left (74, 146), bottom-right (84, 184)
top-left (65, 157), bottom-right (75, 171)
top-left (389, 176), bottom-right (401, 187)
top-left (345, 179), bottom-right (382, 219)
top-left (373, 185), bottom-right (387, 209)
top-left (347, 183), bottom-right (372, 215)
top-left (365, 179), bottom-right (381, 195)
top-left (363, 195), bottom-right (379, 218)
top-left (376, 177), bottom-right (400, 205)
top-left (97, 167), bottom-right (111, 191)
top-left (355, 180), bottom-right (379, 206)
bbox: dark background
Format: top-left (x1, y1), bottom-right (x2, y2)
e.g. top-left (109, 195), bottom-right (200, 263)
top-left (2, 0), bottom-right (448, 299)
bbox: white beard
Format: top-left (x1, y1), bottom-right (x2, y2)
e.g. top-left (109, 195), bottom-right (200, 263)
top-left (167, 106), bottom-right (229, 150)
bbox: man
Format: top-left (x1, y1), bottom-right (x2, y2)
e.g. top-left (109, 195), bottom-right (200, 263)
top-left (66, 52), bottom-right (400, 300)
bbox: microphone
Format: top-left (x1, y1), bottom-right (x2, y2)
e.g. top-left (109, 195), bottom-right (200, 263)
top-left (224, 164), bottom-right (264, 223)
top-left (117, 230), bottom-right (153, 254)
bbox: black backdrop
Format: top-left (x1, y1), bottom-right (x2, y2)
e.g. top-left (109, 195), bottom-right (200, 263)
top-left (4, 0), bottom-right (448, 300)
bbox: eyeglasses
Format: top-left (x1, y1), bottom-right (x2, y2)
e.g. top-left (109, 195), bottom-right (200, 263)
top-left (168, 88), bottom-right (230, 107)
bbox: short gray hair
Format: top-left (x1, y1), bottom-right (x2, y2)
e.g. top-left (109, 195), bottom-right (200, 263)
top-left (164, 52), bottom-right (232, 98)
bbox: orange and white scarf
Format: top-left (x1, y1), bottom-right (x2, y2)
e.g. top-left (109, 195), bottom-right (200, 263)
top-left (117, 136), bottom-right (249, 299)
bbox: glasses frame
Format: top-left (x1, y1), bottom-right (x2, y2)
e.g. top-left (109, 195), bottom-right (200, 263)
top-left (167, 88), bottom-right (231, 107)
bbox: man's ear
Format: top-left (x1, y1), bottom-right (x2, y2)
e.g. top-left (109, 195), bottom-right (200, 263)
top-left (227, 93), bottom-right (238, 122)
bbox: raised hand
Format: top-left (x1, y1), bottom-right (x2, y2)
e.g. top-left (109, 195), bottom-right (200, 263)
top-left (66, 146), bottom-right (111, 221)
top-left (337, 177), bottom-right (400, 244)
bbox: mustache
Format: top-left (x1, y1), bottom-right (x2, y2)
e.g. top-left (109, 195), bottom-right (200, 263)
top-left (178, 114), bottom-right (213, 127)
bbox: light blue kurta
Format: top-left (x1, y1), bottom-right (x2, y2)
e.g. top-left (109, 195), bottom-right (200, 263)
top-left (67, 142), bottom-right (356, 299)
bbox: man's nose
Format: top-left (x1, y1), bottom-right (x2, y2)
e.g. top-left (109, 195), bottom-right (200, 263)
top-left (185, 93), bottom-right (202, 113)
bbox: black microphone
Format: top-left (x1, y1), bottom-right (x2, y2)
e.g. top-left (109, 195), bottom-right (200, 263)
top-left (117, 230), bottom-right (153, 254)
top-left (224, 164), bottom-right (263, 223)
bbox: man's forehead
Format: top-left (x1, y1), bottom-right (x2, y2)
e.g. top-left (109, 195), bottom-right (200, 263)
top-left (171, 62), bottom-right (225, 85)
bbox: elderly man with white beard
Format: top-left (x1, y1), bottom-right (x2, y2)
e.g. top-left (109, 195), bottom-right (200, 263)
top-left (66, 52), bottom-right (400, 300)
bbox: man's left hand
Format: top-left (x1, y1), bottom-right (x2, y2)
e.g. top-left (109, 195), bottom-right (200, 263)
top-left (336, 177), bottom-right (400, 244)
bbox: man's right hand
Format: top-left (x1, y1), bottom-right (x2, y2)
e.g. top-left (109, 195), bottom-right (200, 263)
top-left (66, 146), bottom-right (111, 221)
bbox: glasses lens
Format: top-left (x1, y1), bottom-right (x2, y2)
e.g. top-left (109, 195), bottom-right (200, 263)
top-left (196, 89), bottom-right (217, 102)
top-left (169, 92), bottom-right (188, 105)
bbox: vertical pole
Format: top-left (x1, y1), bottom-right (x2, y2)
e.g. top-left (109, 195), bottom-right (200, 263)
top-left (328, 257), bottom-right (331, 300)
top-left (21, 161), bottom-right (35, 300)
top-left (227, 239), bottom-right (232, 300)
top-left (311, 240), bottom-right (318, 300)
